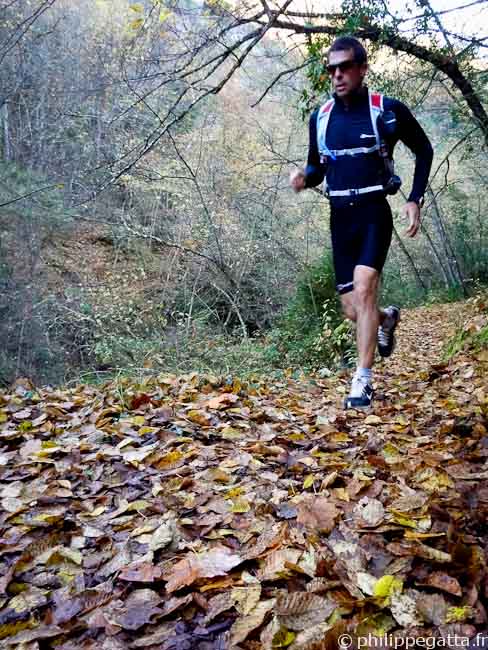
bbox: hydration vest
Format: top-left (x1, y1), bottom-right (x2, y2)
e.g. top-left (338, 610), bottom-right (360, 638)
top-left (316, 91), bottom-right (393, 198)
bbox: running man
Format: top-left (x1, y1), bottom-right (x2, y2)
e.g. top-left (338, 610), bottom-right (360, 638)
top-left (290, 36), bottom-right (433, 408)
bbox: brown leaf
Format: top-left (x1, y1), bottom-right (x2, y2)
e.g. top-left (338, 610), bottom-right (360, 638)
top-left (416, 592), bottom-right (448, 626)
top-left (204, 591), bottom-right (237, 623)
top-left (296, 497), bottom-right (339, 533)
top-left (353, 497), bottom-right (385, 528)
top-left (206, 393), bottom-right (239, 409)
top-left (118, 563), bottom-right (163, 582)
top-left (161, 594), bottom-right (193, 617)
top-left (232, 584), bottom-right (262, 616)
top-left (230, 598), bottom-right (275, 646)
top-left (275, 592), bottom-right (336, 630)
top-left (242, 523), bottom-right (286, 560)
top-left (424, 572), bottom-right (463, 596)
top-left (113, 589), bottom-right (162, 631)
top-left (52, 589), bottom-right (112, 625)
top-left (259, 549), bottom-right (302, 581)
top-left (164, 546), bottom-right (242, 592)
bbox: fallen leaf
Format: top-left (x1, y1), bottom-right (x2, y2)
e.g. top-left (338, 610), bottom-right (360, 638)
top-left (164, 546), bottom-right (242, 592)
top-left (230, 598), bottom-right (275, 645)
top-left (296, 497), bottom-right (339, 533)
top-left (275, 592), bottom-right (336, 630)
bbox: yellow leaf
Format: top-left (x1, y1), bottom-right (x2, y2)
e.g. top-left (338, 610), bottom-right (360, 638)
top-left (382, 443), bottom-right (403, 464)
top-left (187, 410), bottom-right (211, 426)
top-left (83, 506), bottom-right (106, 518)
top-left (42, 441), bottom-right (59, 449)
top-left (221, 426), bottom-right (242, 440)
top-left (139, 426), bottom-right (156, 435)
top-left (129, 2), bottom-right (144, 11)
top-left (226, 486), bottom-right (245, 499)
top-left (209, 469), bottom-right (231, 483)
top-left (330, 432), bottom-right (350, 442)
top-left (131, 415), bottom-right (145, 426)
top-left (129, 17), bottom-right (144, 29)
top-left (332, 487), bottom-right (349, 501)
top-left (445, 606), bottom-right (473, 623)
top-left (374, 575), bottom-right (403, 603)
top-left (391, 515), bottom-right (418, 529)
top-left (404, 531), bottom-right (445, 540)
top-left (272, 628), bottom-right (296, 647)
top-left (230, 498), bottom-right (250, 513)
top-left (364, 415), bottom-right (382, 425)
top-left (0, 618), bottom-right (36, 640)
top-left (32, 513), bottom-right (63, 524)
top-left (303, 475), bottom-right (315, 489)
top-left (288, 433), bottom-right (305, 441)
top-left (126, 500), bottom-right (149, 512)
top-left (155, 450), bottom-right (184, 469)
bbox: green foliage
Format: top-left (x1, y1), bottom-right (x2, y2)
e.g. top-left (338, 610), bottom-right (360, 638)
top-left (263, 253), bottom-right (354, 371)
top-left (47, 280), bottom-right (168, 371)
top-left (443, 292), bottom-right (488, 360)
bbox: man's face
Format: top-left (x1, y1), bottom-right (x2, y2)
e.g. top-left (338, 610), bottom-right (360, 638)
top-left (326, 49), bottom-right (367, 98)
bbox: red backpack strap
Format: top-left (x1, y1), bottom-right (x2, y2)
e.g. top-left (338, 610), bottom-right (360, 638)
top-left (319, 98), bottom-right (335, 115)
top-left (370, 92), bottom-right (384, 111)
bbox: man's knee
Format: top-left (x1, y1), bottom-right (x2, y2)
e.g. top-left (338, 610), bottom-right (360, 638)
top-left (354, 281), bottom-right (377, 306)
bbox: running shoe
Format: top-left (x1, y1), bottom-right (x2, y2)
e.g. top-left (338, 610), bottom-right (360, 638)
top-left (344, 375), bottom-right (374, 409)
top-left (377, 306), bottom-right (400, 358)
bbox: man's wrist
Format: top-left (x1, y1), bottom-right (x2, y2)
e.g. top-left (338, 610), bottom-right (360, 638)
top-left (408, 195), bottom-right (424, 208)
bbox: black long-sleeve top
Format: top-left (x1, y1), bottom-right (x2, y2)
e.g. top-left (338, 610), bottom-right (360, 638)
top-left (304, 86), bottom-right (433, 206)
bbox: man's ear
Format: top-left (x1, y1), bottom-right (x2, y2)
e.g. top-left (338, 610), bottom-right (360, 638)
top-left (360, 63), bottom-right (368, 79)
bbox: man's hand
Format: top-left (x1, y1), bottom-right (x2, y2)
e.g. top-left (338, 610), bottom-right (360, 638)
top-left (290, 169), bottom-right (306, 193)
top-left (403, 201), bottom-right (421, 237)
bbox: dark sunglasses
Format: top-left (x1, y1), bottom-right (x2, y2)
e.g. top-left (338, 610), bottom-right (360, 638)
top-left (325, 60), bottom-right (357, 75)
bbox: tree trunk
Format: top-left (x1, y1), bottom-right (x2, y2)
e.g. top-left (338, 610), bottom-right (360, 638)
top-left (2, 101), bottom-right (11, 162)
top-left (427, 187), bottom-right (468, 295)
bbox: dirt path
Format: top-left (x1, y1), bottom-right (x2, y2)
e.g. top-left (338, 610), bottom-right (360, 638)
top-left (1, 301), bottom-right (488, 650)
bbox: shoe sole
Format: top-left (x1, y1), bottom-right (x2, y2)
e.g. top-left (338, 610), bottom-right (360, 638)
top-left (344, 393), bottom-right (374, 410)
top-left (378, 308), bottom-right (400, 358)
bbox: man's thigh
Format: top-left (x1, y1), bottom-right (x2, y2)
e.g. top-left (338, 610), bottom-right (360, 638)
top-left (330, 199), bottom-right (392, 296)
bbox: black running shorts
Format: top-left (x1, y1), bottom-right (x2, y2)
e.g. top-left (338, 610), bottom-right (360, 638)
top-left (330, 198), bottom-right (393, 295)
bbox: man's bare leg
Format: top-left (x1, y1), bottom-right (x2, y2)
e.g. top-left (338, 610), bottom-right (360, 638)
top-left (340, 291), bottom-right (357, 323)
top-left (353, 265), bottom-right (381, 369)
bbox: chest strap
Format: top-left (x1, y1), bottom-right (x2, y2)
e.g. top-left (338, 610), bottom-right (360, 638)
top-left (328, 184), bottom-right (384, 197)
top-left (329, 144), bottom-right (379, 157)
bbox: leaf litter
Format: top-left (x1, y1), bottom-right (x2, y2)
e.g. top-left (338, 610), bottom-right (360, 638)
top-left (0, 302), bottom-right (488, 648)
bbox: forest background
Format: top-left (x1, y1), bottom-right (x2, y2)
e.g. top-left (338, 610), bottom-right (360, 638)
top-left (1, 0), bottom-right (487, 387)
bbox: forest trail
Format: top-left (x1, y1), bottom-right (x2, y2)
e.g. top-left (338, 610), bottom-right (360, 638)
top-left (1, 301), bottom-right (488, 649)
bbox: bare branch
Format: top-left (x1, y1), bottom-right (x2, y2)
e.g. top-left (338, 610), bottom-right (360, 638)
top-left (251, 58), bottom-right (311, 107)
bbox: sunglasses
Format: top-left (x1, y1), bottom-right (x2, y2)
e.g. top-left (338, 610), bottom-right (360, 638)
top-left (325, 60), bottom-right (357, 75)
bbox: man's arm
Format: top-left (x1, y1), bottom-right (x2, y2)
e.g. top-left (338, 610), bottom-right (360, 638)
top-left (290, 108), bottom-right (326, 193)
top-left (304, 108), bottom-right (326, 189)
top-left (391, 99), bottom-right (434, 205)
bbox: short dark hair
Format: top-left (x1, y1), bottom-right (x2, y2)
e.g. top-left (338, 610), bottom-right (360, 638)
top-left (328, 36), bottom-right (367, 65)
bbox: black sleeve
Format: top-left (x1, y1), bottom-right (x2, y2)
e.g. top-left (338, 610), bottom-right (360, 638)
top-left (390, 99), bottom-right (433, 204)
top-left (304, 108), bottom-right (326, 188)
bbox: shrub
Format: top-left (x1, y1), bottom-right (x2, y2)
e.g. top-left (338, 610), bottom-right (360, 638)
top-left (264, 253), bottom-right (354, 371)
top-left (443, 292), bottom-right (488, 360)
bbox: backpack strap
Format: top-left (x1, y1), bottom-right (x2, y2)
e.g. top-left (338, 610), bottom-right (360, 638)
top-left (369, 91), bottom-right (384, 147)
top-left (316, 99), bottom-right (336, 162)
